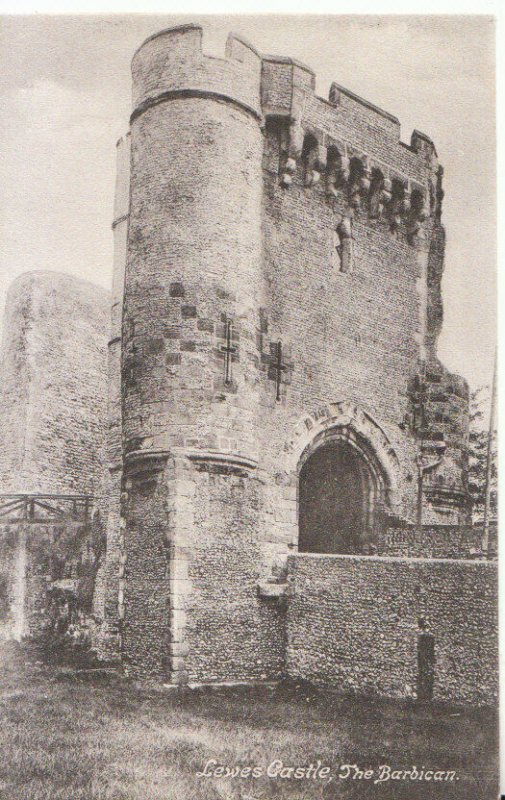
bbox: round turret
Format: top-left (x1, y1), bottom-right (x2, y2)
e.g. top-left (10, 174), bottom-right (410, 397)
top-left (123, 25), bottom-right (264, 464)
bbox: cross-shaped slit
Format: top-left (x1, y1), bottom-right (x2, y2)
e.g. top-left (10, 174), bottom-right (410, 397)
top-left (220, 319), bottom-right (237, 386)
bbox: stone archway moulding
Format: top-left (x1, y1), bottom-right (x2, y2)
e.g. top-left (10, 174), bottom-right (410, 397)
top-left (284, 400), bottom-right (401, 511)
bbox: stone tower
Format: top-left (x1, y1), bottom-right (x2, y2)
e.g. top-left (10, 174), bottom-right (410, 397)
top-left (116, 25), bottom-right (474, 685)
top-left (0, 272), bottom-right (109, 642)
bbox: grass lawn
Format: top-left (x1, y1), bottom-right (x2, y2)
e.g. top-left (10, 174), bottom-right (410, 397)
top-left (0, 643), bottom-right (498, 800)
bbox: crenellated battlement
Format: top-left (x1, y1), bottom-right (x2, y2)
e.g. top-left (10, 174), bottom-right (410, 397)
top-left (262, 117), bottom-right (439, 249)
top-left (131, 25), bottom-right (443, 253)
top-left (260, 58), bottom-right (437, 180)
top-left (131, 25), bottom-right (263, 123)
top-left (260, 60), bottom-right (441, 249)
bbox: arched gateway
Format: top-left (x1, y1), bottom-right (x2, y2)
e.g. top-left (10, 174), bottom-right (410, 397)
top-left (287, 402), bottom-right (401, 554)
top-left (299, 435), bottom-right (384, 553)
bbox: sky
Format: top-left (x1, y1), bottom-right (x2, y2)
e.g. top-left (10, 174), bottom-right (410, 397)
top-left (0, 14), bottom-right (496, 393)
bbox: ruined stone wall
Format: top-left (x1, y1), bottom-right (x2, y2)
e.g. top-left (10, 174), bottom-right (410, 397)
top-left (287, 553), bottom-right (498, 706)
top-left (0, 272), bottom-right (110, 495)
top-left (407, 361), bottom-right (471, 525)
top-left (0, 272), bottom-right (110, 647)
top-left (0, 286), bottom-right (30, 491)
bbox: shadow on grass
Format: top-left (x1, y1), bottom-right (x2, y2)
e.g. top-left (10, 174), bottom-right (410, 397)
top-left (0, 643), bottom-right (498, 800)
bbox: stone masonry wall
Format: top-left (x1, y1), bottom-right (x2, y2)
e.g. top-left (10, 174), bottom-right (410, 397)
top-left (183, 466), bottom-right (286, 682)
top-left (257, 88), bottom-right (441, 547)
top-left (123, 98), bottom-right (262, 461)
top-left (121, 27), bottom-right (268, 681)
top-left (120, 458), bottom-right (172, 680)
top-left (98, 132), bottom-right (131, 661)
top-left (287, 554), bottom-right (498, 706)
top-left (0, 272), bottom-right (110, 649)
top-left (0, 272), bottom-right (110, 495)
top-left (377, 524), bottom-right (482, 558)
top-left (258, 163), bottom-right (423, 536)
top-left (256, 43), bottom-right (469, 545)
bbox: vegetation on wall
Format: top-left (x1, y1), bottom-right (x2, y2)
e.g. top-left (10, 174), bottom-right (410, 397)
top-left (468, 386), bottom-right (497, 523)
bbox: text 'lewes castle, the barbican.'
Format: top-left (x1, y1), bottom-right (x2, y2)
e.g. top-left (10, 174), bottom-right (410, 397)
top-left (0, 26), bottom-right (497, 704)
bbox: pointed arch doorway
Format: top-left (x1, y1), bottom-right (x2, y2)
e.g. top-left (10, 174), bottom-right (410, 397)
top-left (298, 433), bottom-right (385, 554)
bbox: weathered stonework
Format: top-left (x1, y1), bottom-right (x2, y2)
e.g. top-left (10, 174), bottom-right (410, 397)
top-left (97, 133), bottom-right (131, 661)
top-left (287, 554), bottom-right (498, 705)
top-left (0, 26), bottom-right (495, 706)
top-left (105, 25), bottom-right (491, 701)
top-left (0, 272), bottom-right (109, 644)
top-left (0, 272), bottom-right (109, 496)
top-left (0, 486), bottom-right (107, 649)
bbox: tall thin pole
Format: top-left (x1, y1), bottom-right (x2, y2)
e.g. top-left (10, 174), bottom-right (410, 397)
top-left (416, 455), bottom-right (424, 529)
top-left (482, 350), bottom-right (497, 554)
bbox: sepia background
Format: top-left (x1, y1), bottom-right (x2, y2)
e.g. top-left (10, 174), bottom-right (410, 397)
top-left (0, 14), bottom-right (496, 394)
top-left (0, 12), bottom-right (500, 799)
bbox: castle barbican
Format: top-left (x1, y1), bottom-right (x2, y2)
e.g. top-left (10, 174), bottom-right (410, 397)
top-left (0, 25), bottom-right (497, 706)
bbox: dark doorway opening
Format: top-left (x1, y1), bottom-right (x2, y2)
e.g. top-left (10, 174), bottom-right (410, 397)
top-left (298, 440), bottom-right (372, 554)
top-left (417, 632), bottom-right (436, 701)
